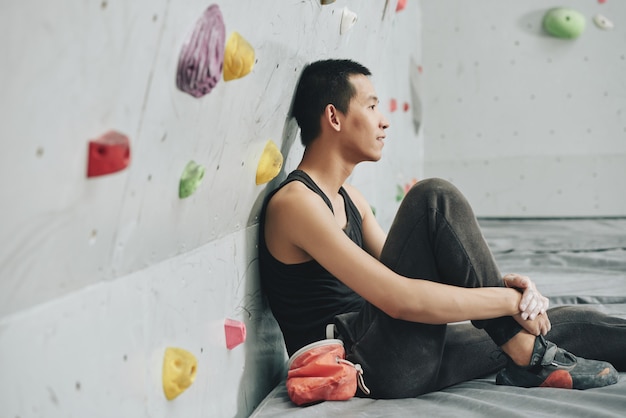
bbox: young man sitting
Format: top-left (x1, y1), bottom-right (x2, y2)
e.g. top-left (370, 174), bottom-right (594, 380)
top-left (259, 59), bottom-right (624, 398)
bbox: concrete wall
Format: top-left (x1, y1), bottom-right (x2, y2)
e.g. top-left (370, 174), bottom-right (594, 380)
top-left (0, 1), bottom-right (422, 417)
top-left (422, 0), bottom-right (626, 217)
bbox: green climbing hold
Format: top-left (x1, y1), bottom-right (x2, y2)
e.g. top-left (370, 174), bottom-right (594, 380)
top-left (179, 161), bottom-right (205, 199)
top-left (543, 8), bottom-right (585, 39)
top-left (396, 184), bottom-right (405, 202)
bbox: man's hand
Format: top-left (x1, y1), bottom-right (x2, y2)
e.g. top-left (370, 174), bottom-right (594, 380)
top-left (513, 312), bottom-right (552, 336)
top-left (503, 273), bottom-right (549, 320)
top-left (504, 273), bottom-right (551, 336)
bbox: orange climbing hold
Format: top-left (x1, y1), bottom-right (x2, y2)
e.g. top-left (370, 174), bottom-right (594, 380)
top-left (87, 131), bottom-right (130, 178)
top-left (162, 347), bottom-right (198, 400)
top-left (224, 318), bottom-right (247, 349)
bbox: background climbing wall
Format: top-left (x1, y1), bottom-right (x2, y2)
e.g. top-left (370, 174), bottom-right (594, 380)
top-left (0, 1), bottom-right (422, 417)
top-left (422, 0), bottom-right (626, 217)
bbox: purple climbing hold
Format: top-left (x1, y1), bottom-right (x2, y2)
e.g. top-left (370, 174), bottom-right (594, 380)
top-left (176, 4), bottom-right (226, 98)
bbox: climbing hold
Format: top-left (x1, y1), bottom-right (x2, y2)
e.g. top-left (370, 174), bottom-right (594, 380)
top-left (396, 0), bottom-right (407, 12)
top-left (405, 178), bottom-right (418, 193)
top-left (176, 4), bottom-right (226, 98)
top-left (543, 8), bottom-right (585, 39)
top-left (320, 0), bottom-right (336, 4)
top-left (395, 185), bottom-right (404, 202)
top-left (179, 161), bottom-right (205, 198)
top-left (87, 131), bottom-right (130, 178)
top-left (389, 98), bottom-right (398, 112)
top-left (396, 179), bottom-right (418, 202)
top-left (256, 140), bottom-right (283, 185)
top-left (593, 14), bottom-right (614, 30)
top-left (224, 318), bottom-right (246, 349)
top-left (223, 32), bottom-right (255, 81)
top-left (409, 57), bottom-right (423, 135)
top-left (340, 7), bottom-right (358, 34)
top-left (403, 102), bottom-right (410, 112)
top-left (162, 347), bottom-right (197, 400)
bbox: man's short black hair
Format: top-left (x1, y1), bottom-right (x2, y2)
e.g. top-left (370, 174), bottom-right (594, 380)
top-left (291, 59), bottom-right (371, 147)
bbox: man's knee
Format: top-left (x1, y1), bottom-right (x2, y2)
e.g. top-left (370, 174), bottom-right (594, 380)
top-left (403, 178), bottom-right (473, 219)
top-left (407, 178), bottom-right (460, 200)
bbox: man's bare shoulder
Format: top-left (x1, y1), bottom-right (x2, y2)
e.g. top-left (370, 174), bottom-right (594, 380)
top-left (342, 183), bottom-right (371, 218)
top-left (267, 180), bottom-right (322, 215)
top-left (264, 180), bottom-right (339, 263)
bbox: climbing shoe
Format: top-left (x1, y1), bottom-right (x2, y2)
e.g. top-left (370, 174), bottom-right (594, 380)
top-left (496, 335), bottom-right (619, 390)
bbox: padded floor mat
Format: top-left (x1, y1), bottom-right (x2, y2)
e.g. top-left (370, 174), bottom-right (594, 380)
top-left (251, 218), bottom-right (626, 417)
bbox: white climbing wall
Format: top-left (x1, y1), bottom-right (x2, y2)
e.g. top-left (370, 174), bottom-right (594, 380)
top-left (0, 1), bottom-right (422, 417)
top-left (421, 0), bottom-right (626, 217)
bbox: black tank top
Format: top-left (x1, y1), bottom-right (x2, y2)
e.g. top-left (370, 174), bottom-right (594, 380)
top-left (258, 170), bottom-right (365, 356)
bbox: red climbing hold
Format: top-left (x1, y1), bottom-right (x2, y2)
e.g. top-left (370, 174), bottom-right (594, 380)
top-left (390, 98), bottom-right (398, 113)
top-left (87, 131), bottom-right (131, 177)
top-left (396, 0), bottom-right (407, 12)
top-left (403, 102), bottom-right (410, 112)
top-left (224, 318), bottom-right (246, 350)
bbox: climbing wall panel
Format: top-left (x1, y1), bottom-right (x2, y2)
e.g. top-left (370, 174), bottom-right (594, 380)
top-left (0, 1), bottom-right (422, 417)
top-left (422, 0), bottom-right (626, 217)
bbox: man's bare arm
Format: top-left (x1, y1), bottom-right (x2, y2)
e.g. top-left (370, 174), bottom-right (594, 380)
top-left (343, 183), bottom-right (550, 335)
top-left (343, 183), bottom-right (386, 259)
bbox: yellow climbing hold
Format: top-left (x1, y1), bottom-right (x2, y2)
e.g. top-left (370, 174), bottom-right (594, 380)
top-left (162, 347), bottom-right (198, 400)
top-left (256, 140), bottom-right (283, 185)
top-left (223, 32), bottom-right (255, 81)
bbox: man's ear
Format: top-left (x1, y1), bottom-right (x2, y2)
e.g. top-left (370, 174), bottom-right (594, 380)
top-left (324, 104), bottom-right (342, 132)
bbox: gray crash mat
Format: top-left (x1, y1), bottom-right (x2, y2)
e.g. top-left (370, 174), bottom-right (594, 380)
top-left (251, 218), bottom-right (626, 417)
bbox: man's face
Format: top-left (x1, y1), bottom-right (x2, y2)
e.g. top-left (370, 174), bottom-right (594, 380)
top-left (340, 74), bottom-right (390, 162)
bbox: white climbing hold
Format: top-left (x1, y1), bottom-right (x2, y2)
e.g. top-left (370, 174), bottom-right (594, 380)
top-left (340, 7), bottom-right (358, 34)
top-left (593, 14), bottom-right (614, 30)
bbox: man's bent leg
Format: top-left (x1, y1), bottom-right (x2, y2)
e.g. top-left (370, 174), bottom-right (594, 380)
top-left (545, 306), bottom-right (626, 371)
top-left (380, 178), bottom-right (522, 346)
top-left (343, 179), bottom-right (620, 396)
top-left (338, 307), bottom-right (448, 398)
top-left (341, 178), bottom-right (520, 397)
